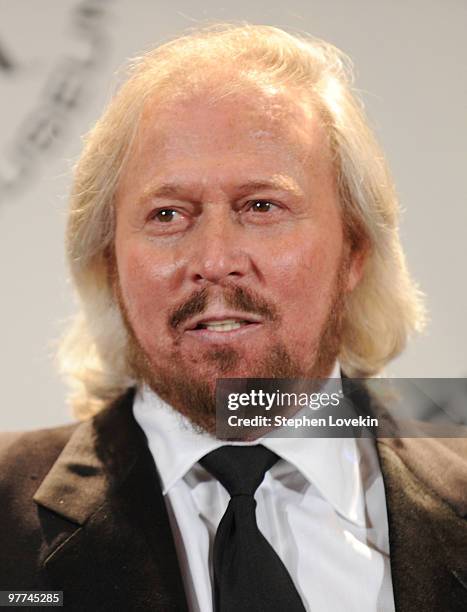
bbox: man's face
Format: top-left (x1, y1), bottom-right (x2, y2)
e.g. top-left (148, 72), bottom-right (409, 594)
top-left (114, 84), bottom-right (364, 432)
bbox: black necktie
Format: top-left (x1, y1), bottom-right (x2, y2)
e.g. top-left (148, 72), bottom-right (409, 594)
top-left (200, 445), bottom-right (307, 612)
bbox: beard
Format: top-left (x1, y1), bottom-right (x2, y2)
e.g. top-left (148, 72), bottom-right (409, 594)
top-left (116, 256), bottom-right (349, 435)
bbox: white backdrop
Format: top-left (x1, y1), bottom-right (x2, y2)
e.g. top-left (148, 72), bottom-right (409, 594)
top-left (1, 0), bottom-right (466, 430)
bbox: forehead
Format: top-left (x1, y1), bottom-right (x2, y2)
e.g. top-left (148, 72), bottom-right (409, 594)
top-left (152, 81), bottom-right (328, 149)
top-left (118, 82), bottom-right (334, 194)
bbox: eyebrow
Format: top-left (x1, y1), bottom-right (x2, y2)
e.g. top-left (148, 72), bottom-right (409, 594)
top-left (138, 178), bottom-right (303, 205)
top-left (236, 180), bottom-right (302, 197)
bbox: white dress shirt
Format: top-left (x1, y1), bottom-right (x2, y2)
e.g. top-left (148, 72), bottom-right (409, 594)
top-left (133, 366), bottom-right (395, 612)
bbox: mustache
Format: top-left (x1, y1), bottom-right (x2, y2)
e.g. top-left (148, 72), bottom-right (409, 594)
top-left (169, 285), bottom-right (280, 330)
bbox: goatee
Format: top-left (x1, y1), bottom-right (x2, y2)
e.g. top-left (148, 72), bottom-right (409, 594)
top-left (116, 260), bottom-right (348, 435)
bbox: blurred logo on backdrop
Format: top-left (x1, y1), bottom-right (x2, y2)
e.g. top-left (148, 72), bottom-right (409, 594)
top-left (0, 41), bottom-right (15, 72)
top-left (0, 0), bottom-right (116, 205)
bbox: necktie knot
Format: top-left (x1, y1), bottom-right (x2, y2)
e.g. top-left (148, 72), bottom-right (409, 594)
top-left (200, 444), bottom-right (279, 497)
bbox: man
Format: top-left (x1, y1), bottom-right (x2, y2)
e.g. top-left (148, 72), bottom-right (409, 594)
top-left (1, 24), bottom-right (466, 612)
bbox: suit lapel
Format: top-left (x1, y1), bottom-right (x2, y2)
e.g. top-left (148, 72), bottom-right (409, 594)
top-left (33, 390), bottom-right (189, 612)
top-left (377, 437), bottom-right (467, 612)
top-left (344, 376), bottom-right (467, 611)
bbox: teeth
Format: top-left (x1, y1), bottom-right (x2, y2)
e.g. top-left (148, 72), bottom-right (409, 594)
top-left (199, 319), bottom-right (247, 332)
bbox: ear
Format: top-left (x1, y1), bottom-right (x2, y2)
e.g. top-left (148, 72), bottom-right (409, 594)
top-left (345, 238), bottom-right (370, 293)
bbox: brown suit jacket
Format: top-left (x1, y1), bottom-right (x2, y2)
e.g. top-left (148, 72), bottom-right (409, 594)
top-left (1, 388), bottom-right (467, 611)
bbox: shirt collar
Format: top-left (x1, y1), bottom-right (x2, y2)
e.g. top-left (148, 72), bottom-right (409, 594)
top-left (133, 363), bottom-right (366, 527)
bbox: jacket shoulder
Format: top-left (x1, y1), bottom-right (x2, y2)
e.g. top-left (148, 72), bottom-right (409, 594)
top-left (0, 422), bottom-right (79, 588)
top-left (379, 435), bottom-right (467, 517)
top-left (0, 422), bottom-right (79, 486)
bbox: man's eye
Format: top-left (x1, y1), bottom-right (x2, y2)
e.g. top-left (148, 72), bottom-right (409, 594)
top-left (146, 207), bottom-right (188, 234)
top-left (247, 200), bottom-right (276, 212)
top-left (153, 209), bottom-right (178, 222)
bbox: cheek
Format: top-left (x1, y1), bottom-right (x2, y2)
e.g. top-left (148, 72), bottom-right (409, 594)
top-left (267, 229), bottom-right (344, 334)
top-left (270, 228), bottom-right (343, 294)
top-left (115, 240), bottom-right (174, 331)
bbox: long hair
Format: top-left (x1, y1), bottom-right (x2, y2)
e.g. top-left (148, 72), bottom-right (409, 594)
top-left (59, 23), bottom-right (426, 419)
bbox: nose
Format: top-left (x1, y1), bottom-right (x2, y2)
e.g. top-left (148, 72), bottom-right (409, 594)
top-left (188, 209), bottom-right (251, 285)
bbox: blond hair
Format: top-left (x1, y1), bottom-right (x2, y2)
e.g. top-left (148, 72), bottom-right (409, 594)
top-left (60, 23), bottom-right (426, 419)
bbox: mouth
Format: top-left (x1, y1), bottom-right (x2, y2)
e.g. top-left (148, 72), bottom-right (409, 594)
top-left (193, 319), bottom-right (254, 332)
top-left (183, 314), bottom-right (263, 342)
